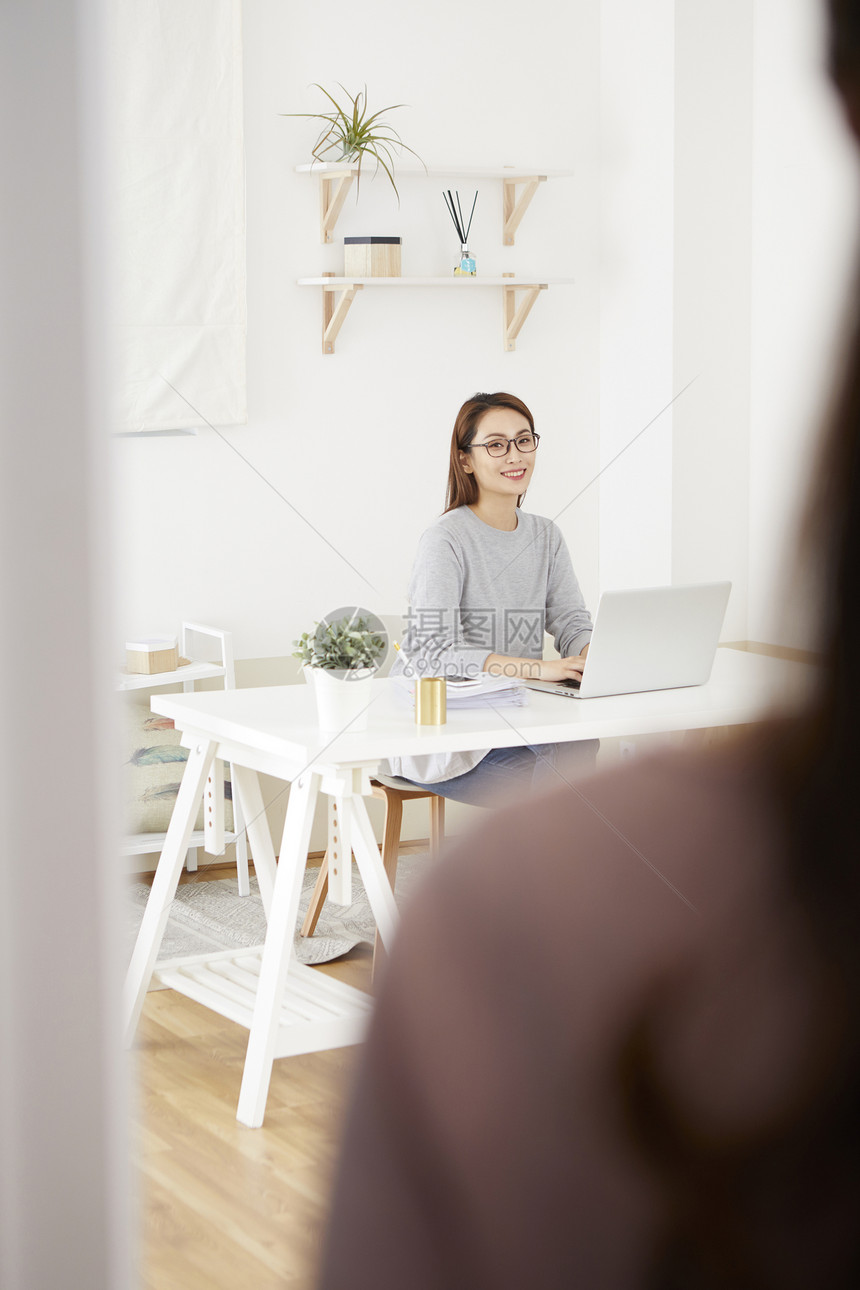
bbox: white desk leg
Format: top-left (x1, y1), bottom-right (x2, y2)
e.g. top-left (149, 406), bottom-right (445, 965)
top-left (203, 757), bottom-right (225, 857)
top-left (230, 760), bottom-right (251, 897)
top-left (123, 739), bottom-right (217, 1045)
top-left (230, 764), bottom-right (277, 919)
top-left (237, 771), bottom-right (321, 1128)
top-left (348, 795), bottom-right (399, 949)
top-left (327, 794), bottom-right (353, 905)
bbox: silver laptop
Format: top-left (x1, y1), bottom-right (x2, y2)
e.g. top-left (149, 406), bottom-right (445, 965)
top-left (524, 582), bottom-right (731, 700)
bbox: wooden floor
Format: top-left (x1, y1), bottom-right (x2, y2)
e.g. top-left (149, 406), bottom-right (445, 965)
top-left (131, 861), bottom-right (376, 1290)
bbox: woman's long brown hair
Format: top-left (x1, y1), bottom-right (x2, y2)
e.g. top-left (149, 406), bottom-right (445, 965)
top-left (623, 4), bottom-right (860, 1283)
top-left (444, 392), bottom-right (535, 512)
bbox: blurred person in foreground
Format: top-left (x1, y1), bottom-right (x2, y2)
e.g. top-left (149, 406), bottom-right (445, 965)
top-left (317, 4), bottom-right (860, 1286)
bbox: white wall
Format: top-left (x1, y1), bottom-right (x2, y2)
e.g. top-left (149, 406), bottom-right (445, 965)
top-left (749, 0), bottom-right (860, 649)
top-left (598, 0), bottom-right (858, 650)
top-left (114, 0), bottom-right (602, 661)
top-left (673, 1), bottom-right (753, 641)
top-left (599, 0), bottom-right (675, 591)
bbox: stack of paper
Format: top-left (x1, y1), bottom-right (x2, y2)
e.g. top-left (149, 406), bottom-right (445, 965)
top-left (392, 673), bottom-right (528, 708)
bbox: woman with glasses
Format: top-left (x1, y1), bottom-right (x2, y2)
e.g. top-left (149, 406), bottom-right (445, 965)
top-left (382, 391), bottom-right (594, 805)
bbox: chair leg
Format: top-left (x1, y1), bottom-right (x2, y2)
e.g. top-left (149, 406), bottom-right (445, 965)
top-left (300, 850), bottom-right (329, 937)
top-left (371, 790), bottom-right (403, 980)
top-left (303, 785), bottom-right (403, 945)
top-left (429, 795), bottom-right (445, 851)
top-left (305, 788), bottom-right (441, 971)
top-left (380, 792), bottom-right (404, 887)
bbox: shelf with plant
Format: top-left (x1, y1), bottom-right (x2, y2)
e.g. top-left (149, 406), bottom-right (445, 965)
top-left (286, 83), bottom-right (574, 350)
top-left (284, 84), bottom-right (426, 243)
top-left (294, 160), bottom-right (574, 245)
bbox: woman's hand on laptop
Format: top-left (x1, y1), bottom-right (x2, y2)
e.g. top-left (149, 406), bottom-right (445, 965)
top-left (536, 654), bottom-right (588, 683)
top-left (484, 653), bottom-right (588, 682)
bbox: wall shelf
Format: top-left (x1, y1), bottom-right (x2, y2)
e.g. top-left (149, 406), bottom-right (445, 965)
top-left (295, 162), bottom-right (574, 245)
top-left (117, 659), bottom-right (229, 692)
top-left (295, 162), bottom-right (574, 352)
top-left (297, 275), bottom-right (574, 354)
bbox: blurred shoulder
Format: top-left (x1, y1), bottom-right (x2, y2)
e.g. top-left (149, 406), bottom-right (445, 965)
top-left (402, 737), bottom-right (781, 974)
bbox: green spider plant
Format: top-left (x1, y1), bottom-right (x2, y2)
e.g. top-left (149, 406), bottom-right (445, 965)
top-left (284, 83), bottom-right (425, 203)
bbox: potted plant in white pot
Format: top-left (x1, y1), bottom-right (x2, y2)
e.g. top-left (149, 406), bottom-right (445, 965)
top-left (293, 610), bottom-right (388, 731)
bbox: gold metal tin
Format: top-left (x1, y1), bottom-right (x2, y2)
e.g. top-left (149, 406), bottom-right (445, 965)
top-left (415, 677), bottom-right (446, 725)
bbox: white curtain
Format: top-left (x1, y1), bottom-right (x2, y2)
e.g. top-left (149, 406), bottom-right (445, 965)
top-left (112, 0), bottom-right (247, 432)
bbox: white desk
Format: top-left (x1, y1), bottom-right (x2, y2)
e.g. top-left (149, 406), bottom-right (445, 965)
top-left (124, 648), bottom-right (808, 1127)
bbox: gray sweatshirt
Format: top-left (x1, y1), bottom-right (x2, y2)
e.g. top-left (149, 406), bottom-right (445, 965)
top-left (384, 505), bottom-right (592, 784)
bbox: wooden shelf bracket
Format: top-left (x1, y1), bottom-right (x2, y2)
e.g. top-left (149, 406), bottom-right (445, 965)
top-left (502, 175), bottom-right (546, 245)
top-left (300, 164), bottom-right (568, 244)
top-left (303, 276), bottom-right (560, 353)
top-left (320, 170), bottom-right (354, 243)
top-left (503, 279), bottom-right (547, 351)
top-left (322, 276), bottom-right (363, 354)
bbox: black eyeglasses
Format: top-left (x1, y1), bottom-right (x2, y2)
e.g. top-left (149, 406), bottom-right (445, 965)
top-left (466, 431), bottom-right (540, 458)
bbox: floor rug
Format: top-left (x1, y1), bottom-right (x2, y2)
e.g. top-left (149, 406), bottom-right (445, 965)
top-left (127, 853), bottom-right (431, 980)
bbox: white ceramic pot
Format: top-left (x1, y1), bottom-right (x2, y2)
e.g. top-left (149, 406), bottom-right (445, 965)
top-left (305, 665), bottom-right (374, 732)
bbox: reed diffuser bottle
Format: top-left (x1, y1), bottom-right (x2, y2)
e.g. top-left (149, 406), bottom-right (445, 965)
top-left (444, 190), bottom-right (478, 276)
top-left (457, 243), bottom-right (476, 276)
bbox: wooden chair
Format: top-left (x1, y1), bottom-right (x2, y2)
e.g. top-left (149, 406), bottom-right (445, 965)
top-left (300, 776), bottom-right (445, 974)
